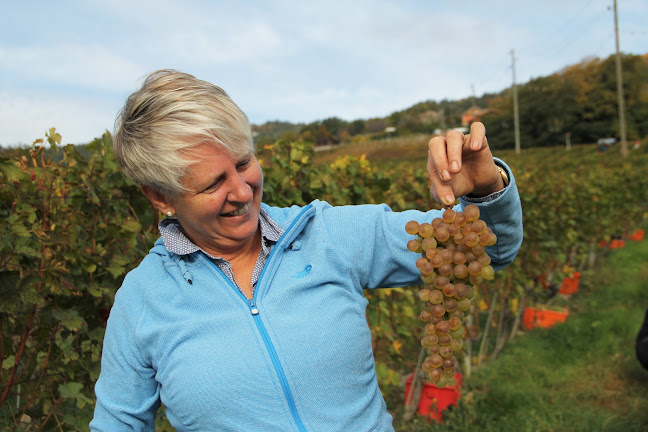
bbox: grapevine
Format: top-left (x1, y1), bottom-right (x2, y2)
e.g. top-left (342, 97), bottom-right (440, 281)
top-left (406, 204), bottom-right (496, 388)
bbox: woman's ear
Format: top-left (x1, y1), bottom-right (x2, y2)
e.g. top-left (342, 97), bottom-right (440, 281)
top-left (141, 186), bottom-right (174, 215)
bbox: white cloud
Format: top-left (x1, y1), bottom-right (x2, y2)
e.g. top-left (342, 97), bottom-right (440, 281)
top-left (0, 90), bottom-right (117, 147)
top-left (0, 43), bottom-right (145, 93)
top-left (0, 0), bottom-right (646, 145)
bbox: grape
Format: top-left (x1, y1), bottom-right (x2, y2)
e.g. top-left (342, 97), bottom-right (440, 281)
top-left (464, 232), bottom-right (480, 248)
top-left (453, 263), bottom-right (469, 279)
top-left (440, 249), bottom-right (454, 263)
top-left (437, 335), bottom-right (452, 346)
top-left (424, 322), bottom-right (437, 335)
top-left (439, 346), bottom-right (453, 358)
top-left (430, 254), bottom-right (444, 268)
top-left (420, 261), bottom-right (435, 276)
top-left (418, 288), bottom-right (432, 302)
top-left (442, 369), bottom-right (455, 378)
top-left (448, 316), bottom-right (462, 331)
top-left (427, 344), bottom-right (440, 355)
top-left (454, 283), bottom-right (469, 299)
top-left (467, 261), bottom-right (482, 276)
top-left (428, 368), bottom-right (442, 382)
top-left (448, 310), bottom-right (464, 319)
top-left (450, 338), bottom-right (464, 352)
top-left (481, 265), bottom-right (495, 280)
top-left (405, 220), bottom-right (420, 235)
top-left (434, 226), bottom-right (450, 242)
top-left (421, 237), bottom-right (437, 250)
top-left (443, 298), bottom-right (458, 313)
top-left (450, 326), bottom-right (465, 339)
top-left (457, 298), bottom-right (471, 312)
top-left (421, 334), bottom-right (439, 348)
top-left (428, 354), bottom-right (443, 368)
top-left (433, 275), bottom-right (450, 288)
top-left (429, 289), bottom-right (444, 304)
top-left (405, 204), bottom-right (498, 384)
top-left (442, 283), bottom-right (456, 297)
top-left (454, 212), bottom-right (467, 226)
top-left (430, 304), bottom-right (446, 318)
top-left (431, 218), bottom-right (444, 229)
top-left (453, 232), bottom-right (465, 245)
top-left (472, 244), bottom-right (485, 256)
top-left (442, 208), bottom-right (456, 223)
top-left (471, 219), bottom-right (487, 235)
top-left (438, 262), bottom-right (453, 276)
top-left (477, 253), bottom-right (491, 266)
top-left (415, 257), bottom-right (428, 270)
top-left (435, 320), bottom-right (450, 335)
top-left (464, 204), bottom-right (480, 221)
top-left (407, 239), bottom-right (422, 253)
top-left (479, 232), bottom-right (496, 246)
top-left (442, 357), bottom-right (455, 370)
top-left (418, 223), bottom-right (434, 238)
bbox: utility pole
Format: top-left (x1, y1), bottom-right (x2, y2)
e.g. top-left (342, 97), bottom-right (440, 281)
top-left (614, 0), bottom-right (628, 157)
top-left (471, 83), bottom-right (476, 106)
top-left (510, 49), bottom-right (521, 154)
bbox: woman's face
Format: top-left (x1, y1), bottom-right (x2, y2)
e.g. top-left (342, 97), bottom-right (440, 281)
top-left (169, 142), bottom-right (263, 257)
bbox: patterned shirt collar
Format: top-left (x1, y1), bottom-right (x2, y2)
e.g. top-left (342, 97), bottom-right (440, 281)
top-left (158, 205), bottom-right (284, 259)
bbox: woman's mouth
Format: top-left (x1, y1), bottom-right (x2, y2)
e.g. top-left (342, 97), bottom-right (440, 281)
top-left (222, 203), bottom-right (250, 217)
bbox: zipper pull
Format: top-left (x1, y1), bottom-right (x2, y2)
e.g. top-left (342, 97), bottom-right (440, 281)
top-left (249, 301), bottom-right (259, 316)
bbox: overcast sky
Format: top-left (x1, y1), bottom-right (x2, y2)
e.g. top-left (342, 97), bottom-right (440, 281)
top-left (1, 0), bottom-right (646, 146)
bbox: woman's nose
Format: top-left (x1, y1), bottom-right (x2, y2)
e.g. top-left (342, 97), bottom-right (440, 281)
top-left (228, 173), bottom-right (253, 202)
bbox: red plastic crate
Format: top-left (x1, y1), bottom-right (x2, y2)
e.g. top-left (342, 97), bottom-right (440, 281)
top-left (404, 373), bottom-right (462, 421)
top-left (559, 272), bottom-right (581, 295)
top-left (629, 229), bottom-right (644, 241)
top-left (522, 306), bottom-right (568, 330)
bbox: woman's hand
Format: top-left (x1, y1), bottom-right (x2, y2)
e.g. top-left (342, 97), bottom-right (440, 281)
top-left (427, 122), bottom-right (504, 207)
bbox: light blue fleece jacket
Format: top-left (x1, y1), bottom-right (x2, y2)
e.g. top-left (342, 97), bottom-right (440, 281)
top-left (90, 162), bottom-right (523, 432)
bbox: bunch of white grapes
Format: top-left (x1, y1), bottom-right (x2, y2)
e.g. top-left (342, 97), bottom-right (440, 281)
top-left (406, 204), bottom-right (496, 388)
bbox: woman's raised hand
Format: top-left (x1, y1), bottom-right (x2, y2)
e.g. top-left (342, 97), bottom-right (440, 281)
top-left (426, 122), bottom-right (504, 206)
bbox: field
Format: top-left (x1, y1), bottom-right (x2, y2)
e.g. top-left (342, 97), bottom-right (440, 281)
top-left (1, 131), bottom-right (647, 430)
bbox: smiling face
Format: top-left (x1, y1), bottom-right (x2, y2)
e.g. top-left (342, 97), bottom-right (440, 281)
top-left (159, 142), bottom-right (264, 257)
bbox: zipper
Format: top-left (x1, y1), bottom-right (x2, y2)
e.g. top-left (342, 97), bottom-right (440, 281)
top-left (204, 205), bottom-right (312, 432)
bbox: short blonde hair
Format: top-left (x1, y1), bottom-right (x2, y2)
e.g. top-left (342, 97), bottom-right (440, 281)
top-left (113, 69), bottom-right (253, 197)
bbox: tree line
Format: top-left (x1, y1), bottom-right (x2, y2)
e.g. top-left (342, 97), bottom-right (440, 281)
top-left (253, 53), bottom-right (648, 149)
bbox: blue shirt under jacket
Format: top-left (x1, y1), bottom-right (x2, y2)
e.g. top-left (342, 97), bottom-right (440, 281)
top-left (90, 161), bottom-right (523, 432)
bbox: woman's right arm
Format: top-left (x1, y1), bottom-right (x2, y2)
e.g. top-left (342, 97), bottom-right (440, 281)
top-left (90, 286), bottom-right (160, 431)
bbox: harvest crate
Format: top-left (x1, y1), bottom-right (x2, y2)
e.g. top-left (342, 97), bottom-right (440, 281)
top-left (559, 271), bottom-right (581, 295)
top-left (629, 229), bottom-right (645, 241)
top-left (522, 306), bottom-right (568, 330)
top-left (405, 373), bottom-right (462, 422)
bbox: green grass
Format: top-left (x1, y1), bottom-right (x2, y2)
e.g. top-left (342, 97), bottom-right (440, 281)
top-left (389, 236), bottom-right (648, 431)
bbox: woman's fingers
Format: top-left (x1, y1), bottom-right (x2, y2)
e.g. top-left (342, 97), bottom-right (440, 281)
top-left (467, 122), bottom-right (487, 151)
top-left (427, 122), bottom-right (490, 206)
top-left (427, 135), bottom-right (456, 206)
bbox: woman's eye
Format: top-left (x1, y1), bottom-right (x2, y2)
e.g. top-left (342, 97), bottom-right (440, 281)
top-left (237, 159), bottom-right (251, 170)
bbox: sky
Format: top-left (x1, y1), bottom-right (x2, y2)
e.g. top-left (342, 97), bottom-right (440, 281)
top-left (1, 0), bottom-right (646, 147)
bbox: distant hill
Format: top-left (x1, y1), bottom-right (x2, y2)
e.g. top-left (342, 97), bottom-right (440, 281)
top-left (253, 53), bottom-right (648, 150)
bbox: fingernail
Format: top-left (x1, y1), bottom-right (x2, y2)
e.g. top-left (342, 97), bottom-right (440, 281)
top-left (450, 161), bottom-right (459, 172)
top-left (441, 170), bottom-right (450, 181)
top-left (472, 141), bottom-right (480, 150)
top-left (444, 195), bottom-right (454, 205)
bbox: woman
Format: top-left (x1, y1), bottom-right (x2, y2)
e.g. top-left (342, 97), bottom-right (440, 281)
top-left (90, 69), bottom-right (523, 431)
